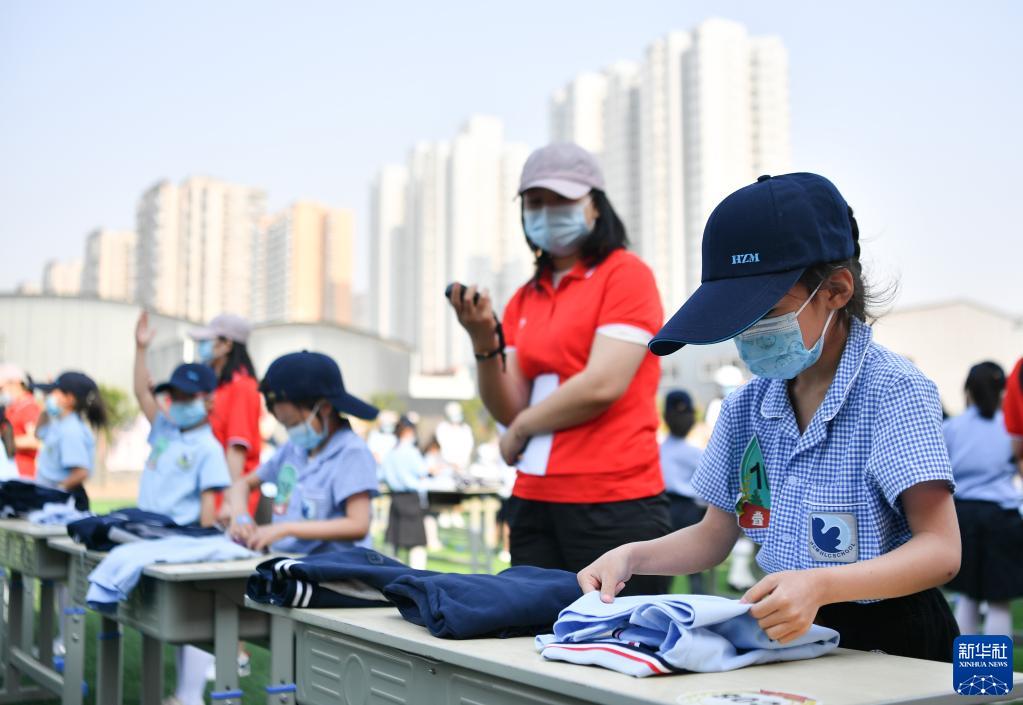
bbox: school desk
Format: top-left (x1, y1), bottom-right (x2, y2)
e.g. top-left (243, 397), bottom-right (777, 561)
top-left (0, 518), bottom-right (82, 705)
top-left (49, 536), bottom-right (271, 705)
top-left (243, 599), bottom-right (1023, 705)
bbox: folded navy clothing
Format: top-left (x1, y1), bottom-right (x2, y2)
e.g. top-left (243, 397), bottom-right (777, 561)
top-left (0, 480), bottom-right (75, 517)
top-left (67, 508), bottom-right (221, 551)
top-left (247, 547), bottom-right (437, 608)
top-left (383, 565), bottom-right (583, 639)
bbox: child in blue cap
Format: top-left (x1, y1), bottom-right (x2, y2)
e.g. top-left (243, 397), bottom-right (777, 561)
top-left (579, 173), bottom-right (960, 662)
top-left (32, 370), bottom-right (108, 509)
top-left (134, 312), bottom-right (231, 526)
top-left (223, 350), bottom-right (380, 554)
top-left (135, 312), bottom-right (233, 705)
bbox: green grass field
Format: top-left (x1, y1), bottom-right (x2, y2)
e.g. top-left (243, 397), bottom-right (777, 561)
top-left (6, 498), bottom-right (1023, 703)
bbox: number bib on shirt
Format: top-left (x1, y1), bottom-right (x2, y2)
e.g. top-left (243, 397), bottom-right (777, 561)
top-left (736, 436), bottom-right (771, 529)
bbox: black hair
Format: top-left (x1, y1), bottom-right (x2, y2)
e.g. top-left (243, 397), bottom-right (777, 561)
top-left (524, 189), bottom-right (629, 287)
top-left (797, 206), bottom-right (895, 324)
top-left (218, 339), bottom-right (256, 385)
top-left (965, 361), bottom-right (1006, 420)
top-left (286, 398), bottom-right (351, 429)
top-left (663, 399), bottom-right (695, 439)
top-left (70, 387), bottom-right (108, 430)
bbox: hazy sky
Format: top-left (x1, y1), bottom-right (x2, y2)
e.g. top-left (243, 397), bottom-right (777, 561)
top-left (2, 1), bottom-right (1020, 312)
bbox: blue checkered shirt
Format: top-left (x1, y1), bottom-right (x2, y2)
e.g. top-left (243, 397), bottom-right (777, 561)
top-left (693, 317), bottom-right (954, 581)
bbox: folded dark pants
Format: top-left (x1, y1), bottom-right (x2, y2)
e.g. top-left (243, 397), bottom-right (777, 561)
top-left (247, 547), bottom-right (438, 608)
top-left (383, 565), bottom-right (583, 639)
top-left (0, 480), bottom-right (76, 516)
top-left (67, 508), bottom-right (221, 551)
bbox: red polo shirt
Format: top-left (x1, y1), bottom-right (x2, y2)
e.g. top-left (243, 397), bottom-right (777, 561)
top-left (210, 369), bottom-right (263, 514)
top-left (6, 395), bottom-right (40, 478)
top-left (1005, 358), bottom-right (1023, 439)
top-left (503, 249), bottom-right (665, 503)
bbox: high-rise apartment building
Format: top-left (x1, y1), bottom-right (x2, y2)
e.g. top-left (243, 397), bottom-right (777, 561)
top-left (81, 228), bottom-right (136, 301)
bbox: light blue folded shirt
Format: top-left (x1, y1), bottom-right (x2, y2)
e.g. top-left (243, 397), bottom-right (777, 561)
top-left (537, 592), bottom-right (839, 676)
top-left (86, 535), bottom-right (256, 612)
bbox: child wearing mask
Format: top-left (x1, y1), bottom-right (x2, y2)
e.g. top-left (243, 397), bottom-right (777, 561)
top-left (33, 371), bottom-right (108, 509)
top-left (134, 312), bottom-right (233, 705)
top-left (579, 173), bottom-right (960, 662)
top-left (223, 351), bottom-right (379, 554)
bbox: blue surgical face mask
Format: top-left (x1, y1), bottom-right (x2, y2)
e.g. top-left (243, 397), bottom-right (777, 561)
top-left (196, 339), bottom-right (215, 364)
top-left (523, 200), bottom-right (592, 256)
top-left (45, 395), bottom-right (63, 418)
top-left (287, 404), bottom-right (328, 451)
top-left (168, 398), bottom-right (208, 429)
top-left (734, 283), bottom-right (836, 380)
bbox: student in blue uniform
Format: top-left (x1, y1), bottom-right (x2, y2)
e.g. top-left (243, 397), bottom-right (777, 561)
top-left (578, 173), bottom-right (960, 662)
top-left (33, 371), bottom-right (108, 509)
top-left (943, 362), bottom-right (1023, 637)
top-left (134, 313), bottom-right (233, 705)
top-left (381, 416), bottom-right (429, 568)
top-left (659, 389), bottom-right (707, 593)
top-left (224, 351), bottom-right (379, 553)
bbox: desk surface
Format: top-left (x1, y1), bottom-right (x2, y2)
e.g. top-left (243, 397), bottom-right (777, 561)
top-left (0, 518), bottom-right (72, 538)
top-left (245, 599), bottom-right (1021, 705)
top-left (48, 535), bottom-right (271, 581)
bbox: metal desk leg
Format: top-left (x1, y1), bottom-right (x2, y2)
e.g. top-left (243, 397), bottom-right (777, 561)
top-left (61, 606), bottom-right (85, 705)
top-left (140, 633), bottom-right (164, 705)
top-left (20, 577), bottom-right (34, 657)
top-left (265, 614), bottom-right (296, 705)
top-left (0, 571), bottom-right (44, 704)
top-left (96, 617), bottom-right (123, 705)
top-left (466, 497), bottom-right (481, 572)
top-left (211, 592), bottom-right (242, 705)
top-left (38, 580), bottom-right (55, 669)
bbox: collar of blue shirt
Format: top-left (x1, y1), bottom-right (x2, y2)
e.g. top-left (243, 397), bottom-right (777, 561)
top-left (758, 317), bottom-right (872, 436)
top-left (305, 428), bottom-right (357, 463)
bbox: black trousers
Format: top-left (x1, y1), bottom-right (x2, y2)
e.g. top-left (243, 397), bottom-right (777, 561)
top-left (505, 493), bottom-right (673, 596)
top-left (815, 587), bottom-right (959, 662)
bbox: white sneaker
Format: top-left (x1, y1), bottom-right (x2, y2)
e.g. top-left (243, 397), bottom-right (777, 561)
top-left (161, 697), bottom-right (185, 705)
top-left (498, 550), bottom-right (511, 563)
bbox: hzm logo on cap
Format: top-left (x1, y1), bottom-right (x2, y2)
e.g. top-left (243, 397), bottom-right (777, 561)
top-left (731, 253), bottom-right (760, 264)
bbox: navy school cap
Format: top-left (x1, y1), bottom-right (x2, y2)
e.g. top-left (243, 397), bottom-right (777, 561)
top-left (153, 363), bottom-right (218, 395)
top-left (31, 371), bottom-right (99, 397)
top-left (649, 173), bottom-right (855, 356)
top-left (664, 389), bottom-right (693, 411)
top-left (259, 351), bottom-right (379, 421)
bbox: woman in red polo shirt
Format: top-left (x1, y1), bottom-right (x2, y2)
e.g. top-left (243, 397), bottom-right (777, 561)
top-left (449, 142), bottom-right (671, 595)
top-left (189, 314), bottom-right (263, 516)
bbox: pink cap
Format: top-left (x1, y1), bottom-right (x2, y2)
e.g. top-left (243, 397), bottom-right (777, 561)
top-left (189, 314), bottom-right (252, 344)
top-left (0, 363), bottom-right (25, 384)
top-left (518, 142), bottom-right (605, 200)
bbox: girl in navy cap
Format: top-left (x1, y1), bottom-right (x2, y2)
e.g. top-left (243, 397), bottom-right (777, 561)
top-left (943, 362), bottom-right (1023, 637)
top-left (33, 370), bottom-right (108, 510)
top-left (579, 173), bottom-right (960, 662)
top-left (223, 351), bottom-right (380, 555)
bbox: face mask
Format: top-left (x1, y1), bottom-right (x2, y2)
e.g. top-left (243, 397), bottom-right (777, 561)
top-left (196, 339), bottom-right (215, 364)
top-left (0, 392), bottom-right (11, 407)
top-left (168, 399), bottom-right (208, 429)
top-left (734, 283), bottom-right (836, 380)
top-left (287, 404), bottom-right (328, 451)
top-left (45, 395), bottom-right (63, 418)
top-left (523, 200), bottom-right (592, 256)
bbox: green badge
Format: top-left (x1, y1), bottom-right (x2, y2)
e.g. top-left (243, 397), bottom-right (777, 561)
top-left (736, 435), bottom-right (771, 529)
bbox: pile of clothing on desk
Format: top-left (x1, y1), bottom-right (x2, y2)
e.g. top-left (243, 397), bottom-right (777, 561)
top-left (246, 548), bottom-right (841, 676)
top-left (63, 507), bottom-right (256, 612)
top-left (247, 547), bottom-right (582, 639)
top-left (0, 479), bottom-right (83, 517)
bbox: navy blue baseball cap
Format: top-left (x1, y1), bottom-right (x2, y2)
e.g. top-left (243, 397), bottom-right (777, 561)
top-left (153, 363), bottom-right (218, 395)
top-left (32, 371), bottom-right (99, 397)
top-left (664, 389), bottom-right (693, 411)
top-left (650, 173), bottom-right (855, 356)
top-left (259, 351), bottom-right (379, 421)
